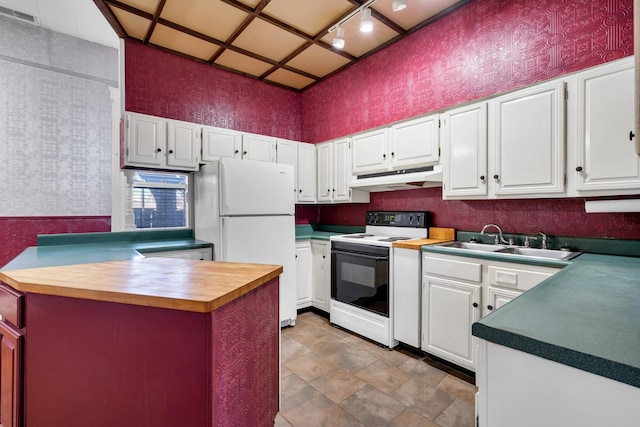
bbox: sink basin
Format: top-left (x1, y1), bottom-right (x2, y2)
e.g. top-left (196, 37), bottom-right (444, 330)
top-left (436, 241), bottom-right (507, 252)
top-left (496, 247), bottom-right (582, 260)
top-left (434, 241), bottom-right (582, 261)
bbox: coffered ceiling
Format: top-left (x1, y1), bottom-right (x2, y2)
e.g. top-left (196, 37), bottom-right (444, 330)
top-left (94, 0), bottom-right (467, 91)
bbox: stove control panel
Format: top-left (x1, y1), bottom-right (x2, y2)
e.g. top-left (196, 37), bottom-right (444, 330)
top-left (365, 211), bottom-right (429, 228)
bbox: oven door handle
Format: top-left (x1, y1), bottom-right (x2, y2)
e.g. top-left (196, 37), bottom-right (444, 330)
top-left (331, 250), bottom-right (388, 261)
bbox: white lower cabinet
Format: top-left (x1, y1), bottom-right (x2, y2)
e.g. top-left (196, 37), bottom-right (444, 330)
top-left (311, 240), bottom-right (330, 313)
top-left (422, 252), bottom-right (561, 371)
top-left (295, 241), bottom-right (312, 309)
top-left (142, 247), bottom-right (213, 260)
top-left (422, 276), bottom-right (481, 371)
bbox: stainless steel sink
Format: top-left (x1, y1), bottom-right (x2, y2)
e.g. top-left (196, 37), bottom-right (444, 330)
top-left (436, 241), bottom-right (507, 252)
top-left (496, 247), bottom-right (582, 260)
top-left (434, 241), bottom-right (582, 261)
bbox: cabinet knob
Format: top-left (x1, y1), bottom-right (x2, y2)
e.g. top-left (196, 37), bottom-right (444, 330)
top-left (168, 149), bottom-right (174, 154)
top-left (332, 188), bottom-right (335, 192)
top-left (630, 131), bottom-right (636, 141)
top-left (480, 175), bottom-right (485, 180)
top-left (156, 148), bottom-right (162, 153)
top-left (234, 149), bottom-right (239, 154)
top-left (487, 305), bottom-right (494, 310)
top-left (391, 152), bottom-right (395, 157)
top-left (322, 255), bottom-right (326, 259)
top-left (472, 302), bottom-right (478, 308)
top-left (243, 151), bottom-right (247, 155)
top-left (493, 174), bottom-right (499, 180)
top-left (299, 189), bottom-right (302, 193)
top-left (576, 166), bottom-right (583, 172)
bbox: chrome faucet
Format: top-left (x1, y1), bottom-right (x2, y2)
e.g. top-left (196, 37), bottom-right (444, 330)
top-left (480, 223), bottom-right (510, 245)
top-left (539, 231), bottom-right (548, 249)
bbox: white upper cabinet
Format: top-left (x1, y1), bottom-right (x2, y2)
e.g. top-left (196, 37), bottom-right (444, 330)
top-left (166, 120), bottom-right (201, 169)
top-left (297, 143), bottom-right (316, 203)
top-left (276, 138), bottom-right (297, 168)
top-left (126, 113), bottom-right (165, 167)
top-left (489, 80), bottom-right (566, 196)
top-left (333, 138), bottom-right (352, 201)
top-left (574, 57), bottom-right (639, 192)
top-left (276, 139), bottom-right (317, 203)
top-left (351, 128), bottom-right (388, 174)
top-left (352, 114), bottom-right (440, 176)
top-left (242, 133), bottom-right (276, 163)
top-left (125, 112), bottom-right (200, 171)
top-left (317, 139), bottom-right (369, 204)
top-left (316, 142), bottom-right (333, 203)
top-left (390, 114), bottom-right (440, 169)
top-left (442, 102), bottom-right (488, 198)
top-left (201, 127), bottom-right (242, 161)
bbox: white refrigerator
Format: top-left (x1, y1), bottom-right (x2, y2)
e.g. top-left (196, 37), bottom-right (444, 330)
top-left (194, 157), bottom-right (297, 326)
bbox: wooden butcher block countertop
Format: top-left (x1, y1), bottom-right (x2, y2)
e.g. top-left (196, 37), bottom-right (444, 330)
top-left (392, 227), bottom-right (455, 250)
top-left (0, 258), bottom-right (282, 313)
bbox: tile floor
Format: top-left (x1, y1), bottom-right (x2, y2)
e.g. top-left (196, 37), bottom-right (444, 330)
top-left (276, 311), bottom-right (477, 427)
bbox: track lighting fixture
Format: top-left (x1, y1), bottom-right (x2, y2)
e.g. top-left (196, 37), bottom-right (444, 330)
top-left (328, 0), bottom-right (410, 50)
top-left (359, 8), bottom-right (373, 33)
top-left (332, 26), bottom-right (345, 49)
top-left (392, 0), bottom-right (407, 12)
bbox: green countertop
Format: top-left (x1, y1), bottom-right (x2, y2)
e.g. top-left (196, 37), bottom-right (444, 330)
top-left (471, 253), bottom-right (640, 388)
top-left (2, 230), bottom-right (213, 271)
top-left (295, 224), bottom-right (364, 241)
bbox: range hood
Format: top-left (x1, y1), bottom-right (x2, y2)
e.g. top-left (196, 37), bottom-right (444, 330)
top-left (349, 165), bottom-right (443, 192)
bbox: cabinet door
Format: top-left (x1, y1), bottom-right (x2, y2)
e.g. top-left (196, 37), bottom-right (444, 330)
top-left (332, 138), bottom-right (351, 201)
top-left (422, 276), bottom-right (480, 371)
top-left (491, 80), bottom-right (566, 196)
top-left (576, 58), bottom-right (640, 191)
top-left (126, 113), bottom-right (165, 167)
top-left (442, 102), bottom-right (488, 198)
top-left (351, 128), bottom-right (389, 174)
top-left (296, 242), bottom-right (313, 309)
top-left (166, 121), bottom-right (200, 170)
top-left (143, 248), bottom-right (213, 260)
top-left (311, 241), bottom-right (330, 313)
top-left (316, 143), bottom-right (333, 202)
top-left (0, 321), bottom-right (23, 427)
top-left (276, 139), bottom-right (299, 200)
top-left (242, 134), bottom-right (276, 162)
top-left (485, 286), bottom-right (521, 316)
top-left (201, 127), bottom-right (242, 161)
top-left (297, 143), bottom-right (316, 203)
top-left (390, 115), bottom-right (440, 169)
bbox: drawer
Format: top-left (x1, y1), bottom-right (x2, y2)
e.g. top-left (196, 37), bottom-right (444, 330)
top-left (488, 266), bottom-right (553, 291)
top-left (423, 256), bottom-right (482, 283)
top-left (0, 284), bottom-right (24, 328)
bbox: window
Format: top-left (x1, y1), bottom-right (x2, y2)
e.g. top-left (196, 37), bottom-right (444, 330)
top-left (131, 172), bottom-right (188, 229)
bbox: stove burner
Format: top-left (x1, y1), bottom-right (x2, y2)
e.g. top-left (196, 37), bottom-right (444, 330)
top-left (343, 234), bottom-right (374, 238)
top-left (378, 237), bottom-right (412, 242)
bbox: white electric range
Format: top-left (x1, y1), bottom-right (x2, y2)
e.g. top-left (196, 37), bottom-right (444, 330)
top-left (329, 211), bottom-right (429, 347)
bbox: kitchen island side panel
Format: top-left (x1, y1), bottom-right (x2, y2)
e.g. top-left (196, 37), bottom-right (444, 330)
top-left (211, 276), bottom-right (280, 427)
top-left (24, 293), bottom-right (211, 426)
top-left (23, 276), bottom-right (280, 427)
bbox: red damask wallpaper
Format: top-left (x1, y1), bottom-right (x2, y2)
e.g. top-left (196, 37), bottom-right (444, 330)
top-left (0, 217), bottom-right (111, 267)
top-left (306, 0), bottom-right (638, 239)
top-left (124, 40), bottom-right (302, 141)
top-left (301, 0), bottom-right (633, 143)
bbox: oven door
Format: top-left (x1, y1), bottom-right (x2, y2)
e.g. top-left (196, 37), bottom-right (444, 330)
top-left (331, 241), bottom-right (389, 317)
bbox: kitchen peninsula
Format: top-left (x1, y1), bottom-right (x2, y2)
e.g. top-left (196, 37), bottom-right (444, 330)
top-left (0, 257), bottom-right (281, 427)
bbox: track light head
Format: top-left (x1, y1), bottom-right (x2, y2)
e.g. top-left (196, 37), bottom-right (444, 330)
top-left (360, 8), bottom-right (373, 33)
